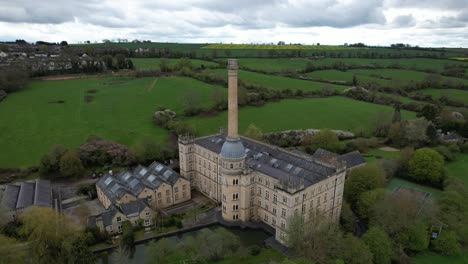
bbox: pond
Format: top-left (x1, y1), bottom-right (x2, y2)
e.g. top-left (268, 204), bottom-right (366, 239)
top-left (97, 226), bottom-right (271, 264)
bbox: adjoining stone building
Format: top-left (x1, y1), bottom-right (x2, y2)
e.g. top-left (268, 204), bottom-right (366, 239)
top-left (178, 59), bottom-right (353, 245)
top-left (93, 161), bottom-right (191, 233)
top-left (0, 179), bottom-right (52, 221)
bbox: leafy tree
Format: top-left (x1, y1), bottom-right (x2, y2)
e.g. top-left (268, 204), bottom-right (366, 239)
top-left (408, 148), bottom-right (444, 184)
top-left (404, 118), bottom-right (430, 147)
top-left (431, 231), bottom-right (461, 256)
top-left (147, 237), bottom-right (176, 264)
top-left (159, 58), bottom-right (170, 72)
top-left (287, 212), bottom-right (305, 250)
top-left (177, 57), bottom-right (193, 70)
top-left (339, 201), bottom-right (355, 233)
top-left (362, 227), bottom-right (392, 264)
top-left (352, 75), bottom-right (358, 86)
top-left (392, 104), bottom-right (401, 123)
top-left (244, 123), bottom-right (263, 141)
top-left (418, 104), bottom-right (440, 121)
top-left (0, 234), bottom-right (25, 264)
top-left (356, 188), bottom-right (386, 221)
top-left (122, 221), bottom-right (134, 250)
top-left (68, 236), bottom-right (96, 264)
top-left (59, 150), bottom-right (85, 178)
top-left (0, 66), bottom-right (29, 93)
top-left (339, 234), bottom-right (373, 264)
top-left (290, 217), bottom-right (344, 264)
top-left (303, 129), bottom-right (341, 152)
top-left (179, 89), bottom-right (202, 116)
top-left (20, 207), bottom-right (81, 264)
top-left (344, 164), bottom-right (386, 206)
top-left (401, 220), bottom-right (429, 252)
top-left (134, 137), bottom-right (163, 164)
top-left (39, 144), bottom-right (67, 175)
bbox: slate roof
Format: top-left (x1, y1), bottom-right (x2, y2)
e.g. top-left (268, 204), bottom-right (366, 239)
top-left (0, 179), bottom-right (51, 210)
top-left (195, 135), bottom-right (344, 189)
top-left (120, 199), bottom-right (148, 217)
top-left (94, 199), bottom-right (150, 227)
top-left (339, 151), bottom-right (366, 169)
top-left (96, 162), bottom-right (182, 204)
top-left (101, 207), bottom-right (118, 227)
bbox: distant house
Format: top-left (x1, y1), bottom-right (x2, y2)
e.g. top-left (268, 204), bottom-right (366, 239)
top-left (441, 132), bottom-right (466, 143)
top-left (0, 179), bottom-right (52, 221)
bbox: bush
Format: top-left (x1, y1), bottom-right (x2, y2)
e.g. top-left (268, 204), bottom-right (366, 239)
top-left (78, 136), bottom-right (136, 167)
top-left (431, 231), bottom-right (461, 256)
top-left (249, 245), bottom-right (261, 256)
top-left (460, 143), bottom-right (468, 153)
top-left (433, 146), bottom-right (454, 161)
top-left (408, 148), bottom-right (445, 185)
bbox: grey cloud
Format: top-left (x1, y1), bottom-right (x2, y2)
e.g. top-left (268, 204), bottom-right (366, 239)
top-left (392, 14), bottom-right (416, 27)
top-left (386, 0), bottom-right (468, 9)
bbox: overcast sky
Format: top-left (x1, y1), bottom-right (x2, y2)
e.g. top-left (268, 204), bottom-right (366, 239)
top-left (0, 0), bottom-right (467, 47)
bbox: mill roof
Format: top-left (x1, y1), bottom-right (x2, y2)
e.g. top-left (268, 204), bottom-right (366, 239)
top-left (194, 135), bottom-right (344, 188)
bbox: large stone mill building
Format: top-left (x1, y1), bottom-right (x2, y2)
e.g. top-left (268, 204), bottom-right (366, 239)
top-left (178, 59), bottom-right (348, 245)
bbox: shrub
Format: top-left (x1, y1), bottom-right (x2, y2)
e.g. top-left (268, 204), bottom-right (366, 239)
top-left (408, 148), bottom-right (445, 185)
top-left (249, 245), bottom-right (261, 256)
top-left (433, 146), bottom-right (454, 161)
top-left (59, 150), bottom-right (85, 178)
top-left (78, 136), bottom-right (136, 167)
top-left (431, 231), bottom-right (461, 256)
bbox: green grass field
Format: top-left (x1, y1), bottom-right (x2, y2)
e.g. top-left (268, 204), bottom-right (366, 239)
top-left (231, 58), bottom-right (468, 73)
top-left (0, 76), bottom-right (225, 168)
top-left (132, 58), bottom-right (218, 70)
top-left (365, 148), bottom-right (401, 163)
top-left (204, 43), bottom-right (364, 50)
top-left (446, 153), bottom-right (468, 184)
top-left (412, 251), bottom-right (468, 264)
top-left (186, 96), bottom-right (416, 136)
top-left (350, 69), bottom-right (468, 86)
top-left (306, 69), bottom-right (391, 86)
top-left (206, 69), bottom-right (348, 91)
top-left (419, 89), bottom-right (468, 105)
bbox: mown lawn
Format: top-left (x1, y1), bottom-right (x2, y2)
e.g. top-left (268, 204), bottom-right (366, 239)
top-left (419, 89), bottom-right (468, 105)
top-left (446, 153), bottom-right (468, 185)
top-left (132, 58), bottom-right (218, 70)
top-left (365, 148), bottom-right (401, 163)
top-left (186, 96), bottom-right (416, 136)
top-left (206, 69), bottom-right (349, 91)
top-left (0, 76), bottom-right (225, 168)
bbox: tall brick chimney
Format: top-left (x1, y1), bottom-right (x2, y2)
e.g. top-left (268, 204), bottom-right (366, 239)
top-left (227, 59), bottom-right (239, 139)
top-left (220, 59), bottom-right (245, 160)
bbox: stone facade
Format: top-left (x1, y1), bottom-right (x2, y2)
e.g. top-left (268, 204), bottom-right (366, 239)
top-left (179, 136), bottom-right (346, 245)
